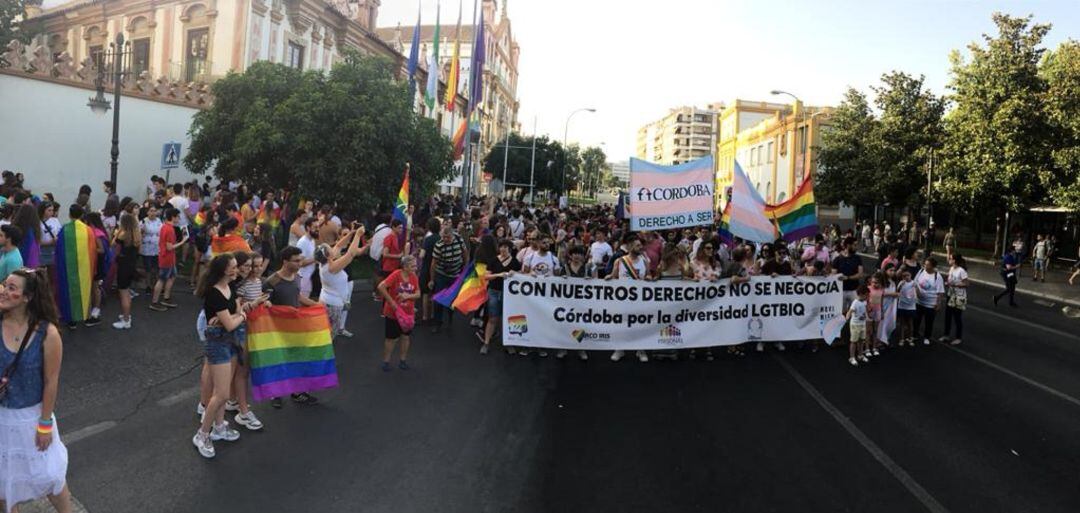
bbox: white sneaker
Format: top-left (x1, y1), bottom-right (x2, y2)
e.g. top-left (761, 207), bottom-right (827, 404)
top-left (470, 318), bottom-right (484, 328)
top-left (224, 400), bottom-right (240, 412)
top-left (636, 350), bottom-right (649, 363)
top-left (872, 349), bottom-right (880, 356)
top-left (849, 357), bottom-right (859, 367)
top-left (112, 316), bottom-right (131, 329)
top-left (755, 342), bottom-right (764, 352)
top-left (339, 329), bottom-right (354, 338)
top-left (611, 350), bottom-right (625, 362)
top-left (777, 342), bottom-right (786, 352)
top-left (923, 338), bottom-right (931, 346)
top-left (210, 422), bottom-right (240, 442)
top-left (193, 430), bottom-right (215, 458)
top-left (938, 336), bottom-right (951, 343)
top-left (555, 350), bottom-right (567, 359)
top-left (234, 411), bottom-right (264, 431)
top-left (578, 351), bottom-right (588, 361)
top-left (858, 355), bottom-right (869, 363)
top-left (196, 402), bottom-right (205, 417)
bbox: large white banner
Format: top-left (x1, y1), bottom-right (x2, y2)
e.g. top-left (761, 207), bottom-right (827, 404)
top-left (502, 275), bottom-right (842, 350)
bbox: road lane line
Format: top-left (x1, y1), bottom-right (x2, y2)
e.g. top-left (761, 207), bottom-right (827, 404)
top-left (157, 386), bottom-right (201, 407)
top-left (773, 355), bottom-right (951, 513)
top-left (966, 304), bottom-right (1080, 342)
top-left (62, 421), bottom-right (118, 445)
top-left (940, 344), bottom-right (1080, 408)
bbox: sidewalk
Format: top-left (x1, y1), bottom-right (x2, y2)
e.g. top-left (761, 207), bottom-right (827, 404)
top-left (859, 251), bottom-right (1080, 308)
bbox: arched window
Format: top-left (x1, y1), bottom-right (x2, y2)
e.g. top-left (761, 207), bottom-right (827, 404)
top-left (127, 15), bottom-right (153, 76)
top-left (180, 4), bottom-right (213, 82)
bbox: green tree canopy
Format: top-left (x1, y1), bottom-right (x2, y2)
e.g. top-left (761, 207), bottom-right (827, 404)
top-left (0, 0), bottom-right (39, 44)
top-left (481, 133), bottom-right (582, 197)
top-left (938, 13), bottom-right (1055, 213)
top-left (185, 51), bottom-right (453, 216)
top-left (1041, 39), bottom-right (1080, 212)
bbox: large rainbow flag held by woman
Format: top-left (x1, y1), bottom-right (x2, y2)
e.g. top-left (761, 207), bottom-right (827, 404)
top-left (433, 262), bottom-right (488, 314)
top-left (210, 234), bottom-right (252, 255)
top-left (246, 305), bottom-right (339, 401)
top-left (765, 178), bottom-right (818, 243)
top-left (53, 220), bottom-right (98, 323)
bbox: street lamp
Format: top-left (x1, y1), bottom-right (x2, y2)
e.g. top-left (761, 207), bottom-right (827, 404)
top-left (771, 89), bottom-right (809, 186)
top-left (87, 33), bottom-right (131, 193)
top-left (562, 107), bottom-right (596, 200)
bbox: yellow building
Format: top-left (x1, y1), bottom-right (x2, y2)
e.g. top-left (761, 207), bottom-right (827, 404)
top-left (715, 99), bottom-right (830, 206)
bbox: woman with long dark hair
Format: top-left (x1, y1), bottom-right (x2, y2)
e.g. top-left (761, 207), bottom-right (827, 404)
top-left (111, 213), bottom-right (141, 329)
top-left (475, 235), bottom-right (518, 355)
top-left (0, 269), bottom-right (73, 512)
top-left (193, 254), bottom-right (245, 458)
top-left (12, 205), bottom-right (42, 269)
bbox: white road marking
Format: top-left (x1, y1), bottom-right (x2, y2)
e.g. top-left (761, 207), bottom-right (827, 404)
top-left (966, 304), bottom-right (1080, 342)
top-left (157, 386), bottom-right (201, 407)
top-left (774, 355), bottom-right (951, 513)
top-left (940, 344), bottom-right (1080, 409)
top-left (62, 421), bottom-right (118, 445)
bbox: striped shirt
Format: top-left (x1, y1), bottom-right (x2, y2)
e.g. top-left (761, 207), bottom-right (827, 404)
top-left (432, 234), bottom-right (466, 278)
top-left (236, 278), bottom-right (264, 302)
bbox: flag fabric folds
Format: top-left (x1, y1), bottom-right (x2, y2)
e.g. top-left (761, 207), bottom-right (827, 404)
top-left (53, 220), bottom-right (98, 323)
top-left (717, 204), bottom-right (734, 246)
top-left (821, 314), bottom-right (847, 346)
top-left (444, 1), bottom-right (462, 110)
top-left (18, 229), bottom-right (40, 268)
top-left (406, 3), bottom-right (421, 100)
top-left (256, 202), bottom-right (282, 229)
top-left (424, 2), bottom-right (441, 111)
top-left (393, 164), bottom-right (410, 226)
top-left (467, 9), bottom-right (485, 110)
top-left (765, 177), bottom-right (818, 243)
top-left (246, 305), bottom-right (339, 402)
top-left (433, 261), bottom-right (488, 314)
top-left (451, 118), bottom-right (468, 159)
top-left (211, 234), bottom-right (252, 255)
top-left (727, 161), bottom-right (778, 243)
top-left (877, 296), bottom-right (897, 344)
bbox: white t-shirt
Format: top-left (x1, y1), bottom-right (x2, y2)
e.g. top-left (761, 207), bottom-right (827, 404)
top-left (140, 218), bottom-right (163, 256)
top-left (297, 235), bottom-right (316, 279)
top-left (615, 254), bottom-right (649, 280)
top-left (849, 299), bottom-right (868, 326)
top-left (508, 218), bottom-right (525, 239)
top-left (525, 251), bottom-right (560, 277)
top-left (914, 269), bottom-right (945, 308)
top-left (1034, 241), bottom-right (1048, 259)
top-left (168, 196), bottom-right (190, 227)
top-left (589, 241), bottom-right (612, 266)
top-left (40, 218), bottom-right (62, 245)
top-left (947, 266), bottom-right (968, 287)
top-left (318, 266), bottom-right (350, 307)
top-left (898, 281), bottom-right (917, 310)
top-left (369, 224), bottom-right (390, 262)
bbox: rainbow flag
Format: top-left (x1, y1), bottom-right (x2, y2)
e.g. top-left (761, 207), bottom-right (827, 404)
top-left (193, 210), bottom-right (207, 228)
top-left (443, 1), bottom-right (462, 110)
top-left (256, 201), bottom-right (282, 229)
top-left (18, 229), bottom-right (40, 268)
top-left (433, 261), bottom-right (488, 314)
top-left (393, 165), bottom-right (409, 226)
top-left (54, 220), bottom-right (98, 323)
top-left (765, 178), bottom-right (817, 242)
top-left (211, 234), bottom-right (252, 255)
top-left (246, 305), bottom-right (339, 401)
top-left (717, 204), bottom-right (734, 246)
top-left (451, 119), bottom-right (468, 160)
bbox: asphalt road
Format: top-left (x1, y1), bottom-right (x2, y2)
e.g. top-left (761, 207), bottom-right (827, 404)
top-left (45, 277), bottom-right (1080, 513)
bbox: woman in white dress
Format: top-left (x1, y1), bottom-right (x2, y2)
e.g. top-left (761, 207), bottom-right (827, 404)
top-left (0, 268), bottom-right (72, 513)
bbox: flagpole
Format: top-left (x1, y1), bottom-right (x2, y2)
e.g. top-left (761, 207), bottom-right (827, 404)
top-left (501, 122), bottom-right (510, 199)
top-left (460, 0), bottom-right (479, 211)
top-left (528, 116), bottom-right (537, 204)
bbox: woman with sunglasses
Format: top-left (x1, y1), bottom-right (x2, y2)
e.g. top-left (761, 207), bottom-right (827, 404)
top-left (0, 269), bottom-right (73, 513)
top-left (690, 237), bottom-right (722, 360)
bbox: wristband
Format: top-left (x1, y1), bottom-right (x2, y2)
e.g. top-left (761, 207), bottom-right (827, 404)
top-left (38, 417), bottom-right (54, 426)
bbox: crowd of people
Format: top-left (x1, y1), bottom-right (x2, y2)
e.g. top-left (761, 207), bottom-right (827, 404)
top-left (0, 166), bottom-right (1073, 507)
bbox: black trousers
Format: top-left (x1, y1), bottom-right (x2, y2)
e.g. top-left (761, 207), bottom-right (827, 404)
top-left (994, 273), bottom-right (1017, 305)
top-left (944, 306), bottom-right (963, 339)
top-left (914, 304), bottom-right (937, 341)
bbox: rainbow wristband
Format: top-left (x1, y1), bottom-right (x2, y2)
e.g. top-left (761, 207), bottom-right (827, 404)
top-left (36, 425), bottom-right (53, 435)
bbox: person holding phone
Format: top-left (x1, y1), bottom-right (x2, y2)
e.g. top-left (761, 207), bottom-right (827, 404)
top-left (228, 252), bottom-right (267, 431)
top-left (317, 225), bottom-right (369, 338)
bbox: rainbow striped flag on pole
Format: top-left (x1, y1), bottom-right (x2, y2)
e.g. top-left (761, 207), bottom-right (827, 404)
top-left (433, 261), bottom-right (488, 314)
top-left (765, 177), bottom-right (818, 242)
top-left (54, 220), bottom-right (98, 323)
top-left (246, 305), bottom-right (339, 401)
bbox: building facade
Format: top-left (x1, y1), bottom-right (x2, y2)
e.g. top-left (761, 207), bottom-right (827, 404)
top-left (376, 0), bottom-right (519, 159)
top-left (610, 160), bottom-right (629, 187)
top-left (635, 104), bottom-right (721, 166)
top-left (715, 99), bottom-right (830, 206)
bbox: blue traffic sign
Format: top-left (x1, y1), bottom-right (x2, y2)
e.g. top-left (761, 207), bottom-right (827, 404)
top-left (161, 142), bottom-right (181, 169)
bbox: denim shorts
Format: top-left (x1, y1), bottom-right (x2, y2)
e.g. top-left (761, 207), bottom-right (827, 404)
top-left (159, 265), bottom-right (177, 280)
top-left (1034, 258), bottom-right (1046, 271)
top-left (204, 326), bottom-right (238, 365)
top-left (486, 289), bottom-right (503, 319)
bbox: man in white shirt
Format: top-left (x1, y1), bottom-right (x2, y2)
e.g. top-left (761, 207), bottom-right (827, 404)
top-left (296, 218), bottom-right (319, 298)
top-left (508, 209), bottom-right (525, 240)
top-left (167, 184), bottom-right (190, 228)
top-left (588, 229), bottom-right (613, 275)
top-left (606, 232), bottom-right (650, 363)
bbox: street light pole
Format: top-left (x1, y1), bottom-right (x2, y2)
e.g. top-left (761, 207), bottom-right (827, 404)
top-left (562, 107), bottom-right (596, 201)
top-left (87, 33), bottom-right (130, 192)
top-left (770, 89), bottom-right (806, 188)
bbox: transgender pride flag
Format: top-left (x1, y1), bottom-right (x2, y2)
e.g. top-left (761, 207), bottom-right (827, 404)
top-left (628, 155), bottom-right (715, 231)
top-left (728, 161), bottom-right (777, 243)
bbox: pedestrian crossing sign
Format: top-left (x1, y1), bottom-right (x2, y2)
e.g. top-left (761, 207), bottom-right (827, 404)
top-left (162, 142), bottom-right (181, 169)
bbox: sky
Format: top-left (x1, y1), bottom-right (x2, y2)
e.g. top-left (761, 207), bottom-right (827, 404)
top-left (378, 0), bottom-right (1080, 161)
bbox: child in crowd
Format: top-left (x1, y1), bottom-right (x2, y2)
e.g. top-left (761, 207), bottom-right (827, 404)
top-left (847, 285), bottom-right (870, 366)
top-left (897, 270), bottom-right (917, 346)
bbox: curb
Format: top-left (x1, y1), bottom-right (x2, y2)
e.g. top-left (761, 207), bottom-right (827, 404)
top-left (856, 252), bottom-right (1080, 309)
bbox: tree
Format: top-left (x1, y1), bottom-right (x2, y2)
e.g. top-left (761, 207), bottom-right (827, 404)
top-left (481, 134), bottom-right (574, 197)
top-left (0, 0), bottom-right (39, 44)
top-left (185, 51), bottom-right (453, 216)
top-left (579, 146), bottom-right (608, 197)
top-left (938, 13), bottom-right (1055, 215)
top-left (816, 88), bottom-right (881, 206)
top-left (1041, 40), bottom-right (1080, 212)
